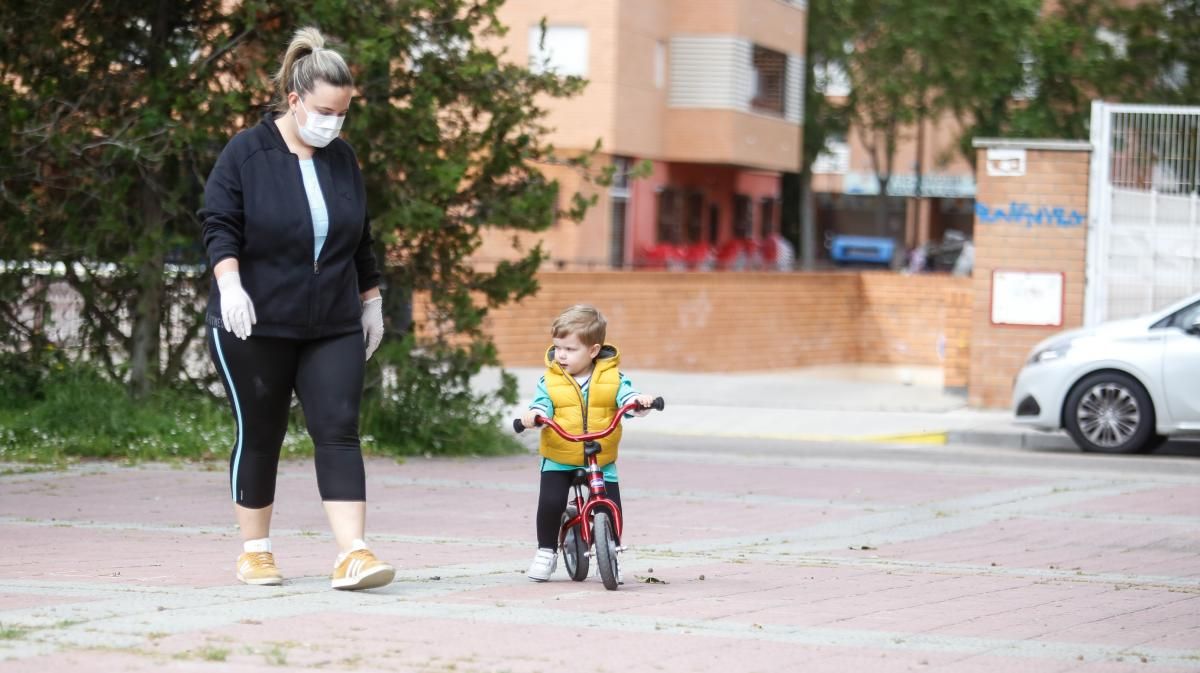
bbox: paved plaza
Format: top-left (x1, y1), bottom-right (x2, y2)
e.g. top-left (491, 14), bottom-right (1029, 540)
top-left (1, 427), bottom-right (1198, 672)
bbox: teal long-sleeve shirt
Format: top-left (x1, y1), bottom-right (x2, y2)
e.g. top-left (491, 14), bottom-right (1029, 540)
top-left (528, 372), bottom-right (640, 481)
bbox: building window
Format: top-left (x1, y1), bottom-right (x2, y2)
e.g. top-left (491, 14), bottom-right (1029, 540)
top-left (685, 193), bottom-right (704, 243)
top-left (708, 204), bottom-right (721, 244)
top-left (813, 59), bottom-right (851, 97)
top-left (654, 41), bottom-right (666, 89)
top-left (610, 199), bottom-right (627, 268)
top-left (751, 45), bottom-right (787, 116)
top-left (657, 189), bottom-right (683, 243)
top-left (529, 26), bottom-right (588, 77)
top-left (611, 156), bottom-right (631, 192)
top-left (733, 194), bottom-right (753, 239)
top-left (812, 134), bottom-right (851, 175)
top-left (609, 157), bottom-right (632, 268)
top-left (760, 198), bottom-right (777, 237)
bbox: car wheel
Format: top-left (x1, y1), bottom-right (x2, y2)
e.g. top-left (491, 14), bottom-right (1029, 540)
top-left (1063, 372), bottom-right (1156, 454)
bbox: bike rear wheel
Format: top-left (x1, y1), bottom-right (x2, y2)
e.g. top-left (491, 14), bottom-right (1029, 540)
top-left (594, 511), bottom-right (619, 590)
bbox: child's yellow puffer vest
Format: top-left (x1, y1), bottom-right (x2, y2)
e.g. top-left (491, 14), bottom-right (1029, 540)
top-left (539, 344), bottom-right (622, 466)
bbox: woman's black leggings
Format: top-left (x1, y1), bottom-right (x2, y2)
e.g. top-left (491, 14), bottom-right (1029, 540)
top-left (208, 327), bottom-right (366, 508)
top-left (536, 470), bottom-right (623, 549)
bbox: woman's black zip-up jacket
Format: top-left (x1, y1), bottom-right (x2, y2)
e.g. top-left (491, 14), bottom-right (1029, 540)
top-left (200, 112), bottom-right (381, 340)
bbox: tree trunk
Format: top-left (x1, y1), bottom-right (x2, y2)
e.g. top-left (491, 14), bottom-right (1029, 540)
top-left (781, 172), bottom-right (800, 248)
top-left (800, 168), bottom-right (817, 269)
top-left (129, 182), bottom-right (164, 398)
top-left (874, 176), bottom-right (891, 233)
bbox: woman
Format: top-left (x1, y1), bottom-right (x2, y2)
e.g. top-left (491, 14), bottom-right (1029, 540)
top-left (201, 27), bottom-right (393, 591)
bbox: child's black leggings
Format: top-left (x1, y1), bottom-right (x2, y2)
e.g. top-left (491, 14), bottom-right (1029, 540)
top-left (208, 327), bottom-right (366, 508)
top-left (536, 470), bottom-right (623, 549)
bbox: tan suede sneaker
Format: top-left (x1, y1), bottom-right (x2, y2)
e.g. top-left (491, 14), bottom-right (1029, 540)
top-left (331, 549), bottom-right (395, 590)
top-left (236, 551), bottom-right (283, 586)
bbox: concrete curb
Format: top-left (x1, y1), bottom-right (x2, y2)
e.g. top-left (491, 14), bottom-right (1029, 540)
top-left (947, 429), bottom-right (1078, 451)
top-left (639, 427), bottom-right (1080, 451)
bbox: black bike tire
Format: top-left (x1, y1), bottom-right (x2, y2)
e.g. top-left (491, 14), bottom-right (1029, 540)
top-left (563, 524), bottom-right (590, 581)
top-left (594, 511), bottom-right (619, 591)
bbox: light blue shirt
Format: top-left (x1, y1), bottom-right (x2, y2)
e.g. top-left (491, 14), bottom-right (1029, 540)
top-left (529, 371), bottom-right (640, 482)
top-left (298, 159), bottom-right (328, 260)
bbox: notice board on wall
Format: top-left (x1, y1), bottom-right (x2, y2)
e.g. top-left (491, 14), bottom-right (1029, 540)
top-left (990, 271), bottom-right (1064, 327)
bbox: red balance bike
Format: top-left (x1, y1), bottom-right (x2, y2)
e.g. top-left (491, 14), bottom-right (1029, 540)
top-left (514, 397), bottom-right (665, 590)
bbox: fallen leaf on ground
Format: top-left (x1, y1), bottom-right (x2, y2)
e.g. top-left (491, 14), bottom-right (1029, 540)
top-left (635, 575), bottom-right (669, 584)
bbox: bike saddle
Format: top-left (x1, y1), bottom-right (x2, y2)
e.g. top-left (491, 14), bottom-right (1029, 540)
top-left (571, 468), bottom-right (588, 486)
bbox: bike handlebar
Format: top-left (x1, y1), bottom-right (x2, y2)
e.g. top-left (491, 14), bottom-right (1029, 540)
top-left (513, 396), bottom-right (665, 440)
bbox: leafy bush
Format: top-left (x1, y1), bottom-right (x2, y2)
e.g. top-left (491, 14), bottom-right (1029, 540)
top-left (361, 335), bottom-right (521, 457)
top-left (0, 350), bottom-right (56, 409)
top-left (0, 344), bottom-right (521, 464)
top-left (0, 360), bottom-right (234, 463)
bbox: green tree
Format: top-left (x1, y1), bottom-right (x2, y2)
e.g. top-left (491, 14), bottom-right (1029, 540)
top-left (0, 1), bottom-right (594, 454)
top-left (321, 3), bottom-right (596, 451)
top-left (1003, 0), bottom-right (1129, 140)
top-left (963, 0), bottom-right (1197, 145)
top-left (783, 0), bottom-right (851, 268)
top-left (0, 0), bottom-right (241, 393)
top-left (837, 0), bottom-right (1038, 228)
top-left (1120, 0), bottom-right (1200, 105)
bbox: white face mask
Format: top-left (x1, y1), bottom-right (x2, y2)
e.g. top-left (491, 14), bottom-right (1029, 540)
top-left (293, 98), bottom-right (344, 148)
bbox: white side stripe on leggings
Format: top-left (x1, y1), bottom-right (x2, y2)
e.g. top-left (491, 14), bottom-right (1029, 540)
top-left (211, 327), bottom-right (245, 503)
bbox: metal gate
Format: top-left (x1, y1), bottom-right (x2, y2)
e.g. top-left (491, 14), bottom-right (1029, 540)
top-left (1086, 102), bottom-right (1200, 325)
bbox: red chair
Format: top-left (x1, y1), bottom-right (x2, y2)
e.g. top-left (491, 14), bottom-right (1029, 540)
top-left (636, 244), bottom-right (686, 270)
top-left (717, 239), bottom-right (758, 270)
top-left (681, 243), bottom-right (716, 271)
top-left (759, 237), bottom-right (779, 266)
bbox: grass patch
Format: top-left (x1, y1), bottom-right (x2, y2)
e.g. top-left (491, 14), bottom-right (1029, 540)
top-left (0, 625), bottom-right (26, 640)
top-left (0, 354), bottom-right (521, 463)
top-left (263, 644), bottom-right (288, 666)
top-left (198, 645), bottom-right (230, 662)
top-left (0, 363), bottom-right (233, 463)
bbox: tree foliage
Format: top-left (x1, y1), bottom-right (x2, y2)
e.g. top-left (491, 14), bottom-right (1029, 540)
top-left (964, 0), bottom-right (1199, 146)
top-left (0, 0), bottom-right (593, 453)
top-left (782, 0), bottom-right (852, 264)
top-left (804, 0), bottom-right (1194, 233)
top-left (826, 0), bottom-right (1038, 224)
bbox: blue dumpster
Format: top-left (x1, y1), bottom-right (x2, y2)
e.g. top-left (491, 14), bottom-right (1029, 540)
top-left (829, 235), bottom-right (895, 265)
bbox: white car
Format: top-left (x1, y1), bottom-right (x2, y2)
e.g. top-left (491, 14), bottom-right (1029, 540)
top-left (1012, 293), bottom-right (1200, 453)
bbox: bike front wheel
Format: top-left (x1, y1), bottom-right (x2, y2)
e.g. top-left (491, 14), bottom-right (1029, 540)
top-left (593, 511), bottom-right (620, 591)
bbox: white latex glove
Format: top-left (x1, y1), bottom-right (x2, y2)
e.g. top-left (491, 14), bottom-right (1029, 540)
top-left (217, 271), bottom-right (256, 340)
top-left (362, 296), bottom-right (383, 360)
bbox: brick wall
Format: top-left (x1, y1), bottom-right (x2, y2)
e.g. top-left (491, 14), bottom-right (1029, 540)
top-left (416, 271), bottom-right (970, 374)
top-left (859, 272), bottom-right (968, 367)
top-left (942, 285), bottom-right (973, 390)
top-left (969, 143), bottom-right (1091, 408)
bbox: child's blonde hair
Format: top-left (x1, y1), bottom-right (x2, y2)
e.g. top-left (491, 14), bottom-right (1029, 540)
top-left (551, 305), bottom-right (606, 347)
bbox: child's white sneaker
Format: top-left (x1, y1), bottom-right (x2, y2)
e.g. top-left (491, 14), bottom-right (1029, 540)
top-left (526, 548), bottom-right (557, 581)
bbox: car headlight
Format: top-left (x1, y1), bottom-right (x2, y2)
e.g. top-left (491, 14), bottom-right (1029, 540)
top-left (1028, 340), bottom-right (1073, 365)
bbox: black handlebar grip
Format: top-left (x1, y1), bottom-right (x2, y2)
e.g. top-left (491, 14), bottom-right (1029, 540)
top-left (513, 418), bottom-right (525, 434)
top-left (651, 396), bottom-right (665, 411)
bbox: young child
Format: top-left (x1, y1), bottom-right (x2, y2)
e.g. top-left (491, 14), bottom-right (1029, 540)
top-left (521, 304), bottom-right (655, 581)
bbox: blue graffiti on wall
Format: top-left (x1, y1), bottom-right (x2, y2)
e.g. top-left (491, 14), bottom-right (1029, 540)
top-left (975, 202), bottom-right (1085, 228)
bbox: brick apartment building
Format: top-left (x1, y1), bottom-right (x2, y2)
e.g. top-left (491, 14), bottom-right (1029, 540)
top-left (475, 0), bottom-right (809, 271)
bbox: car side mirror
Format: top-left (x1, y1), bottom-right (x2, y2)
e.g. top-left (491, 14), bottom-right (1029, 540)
top-left (1188, 316), bottom-right (1200, 336)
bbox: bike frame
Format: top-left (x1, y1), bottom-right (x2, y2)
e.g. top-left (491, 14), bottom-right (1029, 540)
top-left (562, 447), bottom-right (620, 549)
top-left (528, 400), bottom-right (648, 549)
